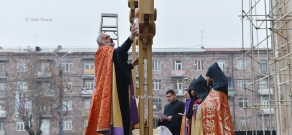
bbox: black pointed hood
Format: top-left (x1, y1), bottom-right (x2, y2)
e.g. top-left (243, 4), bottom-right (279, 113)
top-left (206, 62), bottom-right (228, 95)
top-left (193, 75), bottom-right (210, 100)
top-left (187, 78), bottom-right (196, 99)
top-left (185, 78), bottom-right (197, 119)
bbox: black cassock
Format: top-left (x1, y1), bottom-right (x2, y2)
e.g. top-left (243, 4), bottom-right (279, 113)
top-left (112, 38), bottom-right (134, 135)
top-left (158, 100), bottom-right (185, 135)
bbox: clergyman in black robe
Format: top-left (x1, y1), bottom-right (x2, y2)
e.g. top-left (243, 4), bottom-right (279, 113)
top-left (158, 90), bottom-right (185, 135)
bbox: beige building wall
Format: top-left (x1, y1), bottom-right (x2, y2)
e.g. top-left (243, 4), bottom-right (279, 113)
top-left (0, 47), bottom-right (276, 134)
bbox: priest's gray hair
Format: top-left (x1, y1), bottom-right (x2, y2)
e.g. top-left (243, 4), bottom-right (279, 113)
top-left (96, 33), bottom-right (105, 45)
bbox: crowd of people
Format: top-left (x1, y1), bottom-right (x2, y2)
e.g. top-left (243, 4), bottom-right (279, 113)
top-left (158, 63), bottom-right (235, 135)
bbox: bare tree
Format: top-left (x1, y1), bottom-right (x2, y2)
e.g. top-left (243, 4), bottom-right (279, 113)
top-left (5, 51), bottom-right (70, 135)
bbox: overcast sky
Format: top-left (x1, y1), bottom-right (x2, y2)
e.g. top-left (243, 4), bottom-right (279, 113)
top-left (0, 0), bottom-right (269, 49)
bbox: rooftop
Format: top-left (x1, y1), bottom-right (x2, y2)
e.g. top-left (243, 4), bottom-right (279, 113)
top-left (0, 46), bottom-right (271, 53)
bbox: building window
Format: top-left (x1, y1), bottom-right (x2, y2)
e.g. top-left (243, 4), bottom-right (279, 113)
top-left (153, 80), bottom-right (161, 90)
top-left (237, 79), bottom-right (246, 89)
top-left (62, 63), bottom-right (72, 72)
top-left (0, 122), bottom-right (3, 131)
top-left (260, 60), bottom-right (267, 72)
top-left (64, 82), bottom-right (72, 91)
top-left (0, 84), bottom-right (4, 97)
top-left (153, 98), bottom-right (161, 110)
top-left (63, 101), bottom-right (72, 111)
top-left (63, 120), bottom-right (72, 130)
top-left (227, 77), bottom-right (233, 89)
top-left (43, 82), bottom-right (54, 96)
top-left (17, 62), bottom-right (27, 72)
top-left (194, 60), bottom-right (203, 70)
top-left (43, 105), bottom-right (50, 112)
top-left (152, 61), bottom-right (161, 71)
top-left (237, 60), bottom-right (247, 70)
top-left (40, 120), bottom-right (50, 135)
top-left (16, 122), bottom-right (25, 131)
top-left (0, 63), bottom-right (5, 72)
top-left (259, 78), bottom-right (268, 89)
top-left (84, 80), bottom-right (94, 90)
top-left (0, 83), bottom-right (5, 91)
top-left (265, 116), bottom-right (270, 128)
top-left (42, 82), bottom-right (50, 90)
top-left (217, 61), bottom-right (225, 72)
top-left (0, 101), bottom-right (5, 110)
top-left (262, 97), bottom-right (270, 108)
top-left (240, 117), bottom-right (247, 128)
top-left (40, 62), bottom-right (50, 72)
top-left (174, 80), bottom-right (183, 90)
top-left (17, 82), bottom-right (28, 90)
top-left (84, 120), bottom-right (88, 128)
top-left (84, 99), bottom-right (91, 109)
top-left (15, 92), bottom-right (33, 115)
top-left (239, 98), bottom-right (248, 108)
top-left (173, 60), bottom-right (182, 70)
top-left (85, 63), bottom-right (94, 69)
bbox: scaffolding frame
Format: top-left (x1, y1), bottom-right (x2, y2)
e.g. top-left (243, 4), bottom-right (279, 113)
top-left (241, 0), bottom-right (292, 135)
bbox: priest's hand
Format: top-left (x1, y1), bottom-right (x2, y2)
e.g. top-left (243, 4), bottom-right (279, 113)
top-left (160, 118), bottom-right (164, 122)
top-left (166, 116), bottom-right (172, 121)
top-left (131, 57), bottom-right (139, 66)
top-left (130, 23), bottom-right (138, 41)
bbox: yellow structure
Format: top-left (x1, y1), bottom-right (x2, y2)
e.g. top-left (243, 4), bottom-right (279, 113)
top-left (128, 0), bottom-right (157, 134)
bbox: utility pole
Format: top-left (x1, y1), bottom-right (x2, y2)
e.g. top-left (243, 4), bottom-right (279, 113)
top-left (200, 30), bottom-right (204, 47)
top-left (58, 63), bottom-right (64, 135)
top-left (49, 48), bottom-right (73, 135)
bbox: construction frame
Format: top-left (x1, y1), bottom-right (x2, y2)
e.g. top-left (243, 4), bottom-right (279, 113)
top-left (240, 0), bottom-right (292, 135)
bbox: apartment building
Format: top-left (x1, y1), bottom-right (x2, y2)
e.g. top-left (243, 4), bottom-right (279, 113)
top-left (0, 46), bottom-right (275, 135)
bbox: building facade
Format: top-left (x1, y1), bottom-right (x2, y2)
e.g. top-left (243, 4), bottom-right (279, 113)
top-left (0, 46), bottom-right (275, 135)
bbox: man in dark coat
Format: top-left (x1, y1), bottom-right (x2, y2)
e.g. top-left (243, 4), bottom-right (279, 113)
top-left (158, 90), bottom-right (185, 135)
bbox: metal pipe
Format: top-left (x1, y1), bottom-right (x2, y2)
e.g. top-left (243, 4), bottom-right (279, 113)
top-left (256, 19), bottom-right (292, 21)
top-left (238, 34), bottom-right (272, 60)
top-left (288, 63), bottom-right (292, 131)
top-left (242, 0), bottom-right (247, 133)
top-left (272, 0), bottom-right (290, 14)
top-left (274, 9), bottom-right (292, 24)
top-left (268, 1), bottom-right (273, 134)
top-left (245, 0), bottom-right (261, 15)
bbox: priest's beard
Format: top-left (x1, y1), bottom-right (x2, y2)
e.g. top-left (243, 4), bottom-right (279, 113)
top-left (207, 79), bottom-right (214, 87)
top-left (103, 40), bottom-right (115, 46)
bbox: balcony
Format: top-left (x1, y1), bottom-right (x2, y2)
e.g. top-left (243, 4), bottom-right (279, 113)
top-left (81, 90), bottom-right (94, 97)
top-left (174, 89), bottom-right (184, 96)
top-left (0, 110), bottom-right (7, 118)
top-left (42, 113), bottom-right (52, 118)
top-left (258, 88), bottom-right (274, 95)
top-left (82, 69), bottom-right (94, 79)
top-left (81, 110), bottom-right (89, 117)
top-left (37, 72), bottom-right (52, 77)
top-left (259, 108), bottom-right (275, 114)
top-left (171, 70), bottom-right (185, 77)
top-left (84, 69), bottom-right (94, 75)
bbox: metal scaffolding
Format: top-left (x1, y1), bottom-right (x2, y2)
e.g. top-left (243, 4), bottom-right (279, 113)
top-left (240, 0), bottom-right (292, 135)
